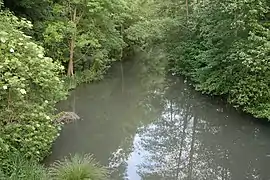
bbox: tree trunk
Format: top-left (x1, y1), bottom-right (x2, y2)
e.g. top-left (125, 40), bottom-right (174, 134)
top-left (67, 8), bottom-right (77, 76)
top-left (68, 38), bottom-right (75, 76)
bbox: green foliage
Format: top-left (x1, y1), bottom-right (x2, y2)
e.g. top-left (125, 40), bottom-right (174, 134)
top-left (0, 1), bottom-right (152, 174)
top-left (0, 153), bottom-right (107, 180)
top-left (3, 0), bottom-right (53, 21)
top-left (63, 69), bottom-right (104, 91)
top-left (0, 169), bottom-right (6, 180)
top-left (0, 153), bottom-right (48, 180)
top-left (0, 10), bottom-right (66, 173)
top-left (4, 0), bottom-right (143, 79)
top-left (173, 0), bottom-right (270, 119)
top-left (49, 154), bottom-right (107, 180)
top-left (133, 0), bottom-right (270, 119)
top-left (42, 0), bottom-right (130, 75)
top-left (7, 153), bottom-right (48, 180)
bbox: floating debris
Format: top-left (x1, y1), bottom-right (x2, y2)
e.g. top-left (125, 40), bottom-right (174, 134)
top-left (55, 111), bottom-right (80, 124)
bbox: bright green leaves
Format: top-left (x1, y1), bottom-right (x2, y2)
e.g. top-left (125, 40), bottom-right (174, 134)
top-left (132, 0), bottom-right (269, 119)
top-left (42, 0), bottom-right (130, 79)
top-left (165, 0), bottom-right (270, 119)
top-left (44, 21), bottom-right (67, 44)
top-left (0, 10), bottom-right (67, 172)
top-left (0, 0), bottom-right (147, 172)
top-left (3, 0), bottom-right (148, 80)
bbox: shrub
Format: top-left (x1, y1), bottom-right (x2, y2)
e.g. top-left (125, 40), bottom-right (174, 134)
top-left (49, 154), bottom-right (108, 180)
top-left (0, 10), bottom-right (67, 173)
top-left (167, 0), bottom-right (270, 119)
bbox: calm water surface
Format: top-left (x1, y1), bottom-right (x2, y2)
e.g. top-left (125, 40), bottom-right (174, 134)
top-left (46, 60), bottom-right (270, 180)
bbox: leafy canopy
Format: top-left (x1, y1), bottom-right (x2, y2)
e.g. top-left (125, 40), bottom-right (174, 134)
top-left (0, 9), bottom-right (66, 173)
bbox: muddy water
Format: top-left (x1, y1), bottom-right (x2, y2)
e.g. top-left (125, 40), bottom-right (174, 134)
top-left (46, 60), bottom-right (270, 180)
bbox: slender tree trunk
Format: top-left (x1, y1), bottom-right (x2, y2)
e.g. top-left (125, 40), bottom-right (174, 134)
top-left (68, 38), bottom-right (75, 76)
top-left (67, 8), bottom-right (77, 76)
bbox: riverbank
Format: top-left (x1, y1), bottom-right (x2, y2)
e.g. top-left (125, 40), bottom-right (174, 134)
top-left (174, 76), bottom-right (270, 123)
top-left (1, 0), bottom-right (269, 178)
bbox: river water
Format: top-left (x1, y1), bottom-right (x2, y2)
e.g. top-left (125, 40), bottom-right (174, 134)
top-left (46, 59), bottom-right (270, 180)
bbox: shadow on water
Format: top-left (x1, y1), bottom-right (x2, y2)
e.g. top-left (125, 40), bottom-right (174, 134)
top-left (46, 59), bottom-right (270, 180)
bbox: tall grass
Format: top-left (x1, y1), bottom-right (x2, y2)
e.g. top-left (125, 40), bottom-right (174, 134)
top-left (49, 154), bottom-right (107, 180)
top-left (1, 153), bottom-right (107, 180)
top-left (4, 153), bottom-right (48, 180)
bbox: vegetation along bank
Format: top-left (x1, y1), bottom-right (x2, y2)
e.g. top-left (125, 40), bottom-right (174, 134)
top-left (0, 0), bottom-right (269, 179)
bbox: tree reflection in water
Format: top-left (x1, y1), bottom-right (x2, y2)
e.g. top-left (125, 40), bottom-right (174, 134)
top-left (50, 59), bottom-right (270, 180)
top-left (109, 76), bottom-right (270, 180)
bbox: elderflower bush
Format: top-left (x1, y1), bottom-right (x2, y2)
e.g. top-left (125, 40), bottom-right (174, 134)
top-left (0, 11), bottom-right (67, 172)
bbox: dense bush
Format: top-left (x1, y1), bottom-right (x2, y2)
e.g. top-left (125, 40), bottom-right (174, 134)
top-left (0, 0), bottom-right (153, 174)
top-left (167, 0), bottom-right (270, 119)
top-left (3, 0), bottom-right (137, 78)
top-left (0, 9), bottom-right (66, 172)
top-left (0, 0), bottom-right (149, 175)
top-left (128, 0), bottom-right (270, 120)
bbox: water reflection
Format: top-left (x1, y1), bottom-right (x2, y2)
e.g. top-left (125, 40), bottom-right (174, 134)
top-left (122, 77), bottom-right (270, 180)
top-left (47, 60), bottom-right (270, 180)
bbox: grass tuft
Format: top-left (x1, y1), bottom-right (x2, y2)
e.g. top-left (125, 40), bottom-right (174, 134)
top-left (49, 154), bottom-right (107, 180)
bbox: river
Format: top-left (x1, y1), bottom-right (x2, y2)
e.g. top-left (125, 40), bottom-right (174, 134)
top-left (46, 59), bottom-right (270, 180)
